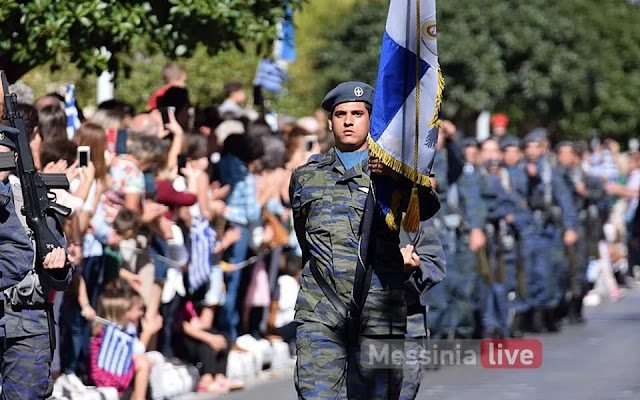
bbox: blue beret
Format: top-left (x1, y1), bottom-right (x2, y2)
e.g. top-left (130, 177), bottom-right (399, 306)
top-left (461, 137), bottom-right (478, 149)
top-left (500, 136), bottom-right (521, 150)
top-left (321, 81), bottom-right (374, 112)
top-left (523, 128), bottom-right (548, 145)
top-left (0, 126), bottom-right (18, 151)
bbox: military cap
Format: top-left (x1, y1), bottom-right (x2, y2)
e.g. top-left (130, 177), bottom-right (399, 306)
top-left (500, 136), bottom-right (521, 150)
top-left (0, 126), bottom-right (18, 151)
top-left (555, 140), bottom-right (575, 152)
top-left (461, 137), bottom-right (479, 149)
top-left (523, 128), bottom-right (548, 145)
top-left (321, 81), bottom-right (374, 113)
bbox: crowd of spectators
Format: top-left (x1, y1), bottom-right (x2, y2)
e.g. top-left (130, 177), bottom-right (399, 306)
top-left (6, 63), bottom-right (328, 399)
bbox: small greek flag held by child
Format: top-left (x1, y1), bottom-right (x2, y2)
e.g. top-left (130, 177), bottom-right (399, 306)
top-left (65, 84), bottom-right (81, 139)
top-left (188, 215), bottom-right (216, 292)
top-left (97, 323), bottom-right (134, 376)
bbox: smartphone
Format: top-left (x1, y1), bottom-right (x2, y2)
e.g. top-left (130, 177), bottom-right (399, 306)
top-left (177, 154), bottom-right (187, 170)
top-left (161, 106), bottom-right (176, 125)
top-left (77, 146), bottom-right (90, 168)
top-left (116, 129), bottom-right (128, 155)
top-left (106, 128), bottom-right (117, 153)
top-left (304, 135), bottom-right (318, 152)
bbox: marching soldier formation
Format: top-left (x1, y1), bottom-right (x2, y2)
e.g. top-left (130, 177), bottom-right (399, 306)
top-left (423, 124), bottom-right (611, 343)
top-left (291, 80), bottom-right (624, 400)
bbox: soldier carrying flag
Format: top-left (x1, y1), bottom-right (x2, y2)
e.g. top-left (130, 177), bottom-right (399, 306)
top-left (290, 1), bottom-right (445, 399)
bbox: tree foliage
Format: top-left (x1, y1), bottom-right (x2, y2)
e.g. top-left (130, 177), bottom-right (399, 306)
top-left (0, 0), bottom-right (303, 82)
top-left (310, 0), bottom-right (640, 140)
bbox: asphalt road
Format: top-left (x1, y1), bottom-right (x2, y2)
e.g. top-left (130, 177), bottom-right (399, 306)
top-left (194, 288), bottom-right (640, 400)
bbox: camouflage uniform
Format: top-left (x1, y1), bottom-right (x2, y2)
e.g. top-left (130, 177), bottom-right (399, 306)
top-left (0, 177), bottom-right (72, 400)
top-left (292, 148), bottom-right (435, 400)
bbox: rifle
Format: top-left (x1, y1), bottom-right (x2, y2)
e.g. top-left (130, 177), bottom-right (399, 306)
top-left (1, 70), bottom-right (71, 267)
top-left (515, 236), bottom-right (527, 299)
top-left (566, 243), bottom-right (582, 301)
top-left (495, 220), bottom-right (507, 283)
top-left (475, 245), bottom-right (493, 285)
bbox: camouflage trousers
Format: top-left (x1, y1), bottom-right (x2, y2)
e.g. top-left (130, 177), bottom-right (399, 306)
top-left (1, 333), bottom-right (53, 400)
top-left (295, 321), bottom-right (404, 400)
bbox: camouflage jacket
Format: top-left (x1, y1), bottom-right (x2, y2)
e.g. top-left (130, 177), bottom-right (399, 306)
top-left (291, 148), bottom-right (429, 336)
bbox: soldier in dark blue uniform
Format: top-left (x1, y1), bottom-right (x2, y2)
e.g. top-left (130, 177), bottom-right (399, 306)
top-left (500, 136), bottom-right (535, 337)
top-left (475, 138), bottom-right (517, 338)
top-left (0, 128), bottom-right (35, 311)
top-left (555, 141), bottom-right (608, 323)
top-left (0, 126), bottom-right (73, 400)
top-left (447, 139), bottom-right (488, 339)
top-left (523, 129), bottom-right (578, 332)
top-left (421, 123), bottom-right (464, 340)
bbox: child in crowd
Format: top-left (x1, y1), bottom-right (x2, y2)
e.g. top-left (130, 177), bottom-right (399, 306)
top-left (173, 299), bottom-right (243, 394)
top-left (89, 284), bottom-right (161, 400)
top-left (267, 254), bottom-right (301, 355)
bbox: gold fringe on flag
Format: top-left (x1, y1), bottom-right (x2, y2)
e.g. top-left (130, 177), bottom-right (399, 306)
top-left (428, 65), bottom-right (445, 128)
top-left (368, 137), bottom-right (432, 188)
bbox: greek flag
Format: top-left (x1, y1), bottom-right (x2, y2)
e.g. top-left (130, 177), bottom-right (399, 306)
top-left (65, 84), bottom-right (81, 139)
top-left (188, 215), bottom-right (216, 292)
top-left (253, 59), bottom-right (288, 94)
top-left (97, 323), bottom-right (134, 376)
top-left (369, 0), bottom-right (443, 229)
top-left (274, 3), bottom-right (297, 62)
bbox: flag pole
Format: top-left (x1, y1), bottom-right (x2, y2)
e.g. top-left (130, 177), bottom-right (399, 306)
top-left (402, 0), bottom-right (422, 232)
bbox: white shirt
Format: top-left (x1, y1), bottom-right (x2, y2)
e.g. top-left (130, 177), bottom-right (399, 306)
top-left (274, 275), bottom-right (299, 328)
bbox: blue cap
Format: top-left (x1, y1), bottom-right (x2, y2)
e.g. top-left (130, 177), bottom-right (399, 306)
top-left (461, 137), bottom-right (478, 149)
top-left (523, 128), bottom-right (548, 145)
top-left (0, 126), bottom-right (18, 151)
top-left (500, 136), bottom-right (521, 150)
top-left (321, 81), bottom-right (374, 112)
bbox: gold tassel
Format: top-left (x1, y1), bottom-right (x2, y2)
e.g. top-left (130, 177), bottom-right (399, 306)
top-left (385, 189), bottom-right (403, 231)
top-left (402, 186), bottom-right (420, 232)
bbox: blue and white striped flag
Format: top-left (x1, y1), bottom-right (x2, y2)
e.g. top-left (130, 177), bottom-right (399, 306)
top-left (97, 323), bottom-right (134, 376)
top-left (253, 59), bottom-right (288, 94)
top-left (369, 0), bottom-right (444, 229)
top-left (274, 3), bottom-right (297, 62)
top-left (188, 215), bottom-right (216, 292)
top-left (65, 84), bottom-right (81, 139)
